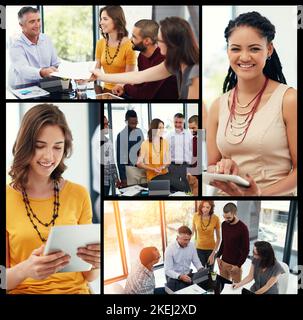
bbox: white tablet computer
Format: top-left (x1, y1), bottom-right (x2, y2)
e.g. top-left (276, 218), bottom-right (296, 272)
top-left (43, 224), bottom-right (100, 272)
top-left (202, 172), bottom-right (250, 187)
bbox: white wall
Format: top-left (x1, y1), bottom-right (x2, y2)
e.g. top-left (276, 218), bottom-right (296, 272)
top-left (235, 6), bottom-right (297, 89)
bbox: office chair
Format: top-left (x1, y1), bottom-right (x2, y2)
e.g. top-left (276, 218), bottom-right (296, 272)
top-left (277, 261), bottom-right (289, 294)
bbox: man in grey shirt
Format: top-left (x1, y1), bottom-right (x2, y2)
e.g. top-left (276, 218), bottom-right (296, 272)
top-left (164, 225), bottom-right (204, 291)
top-left (9, 7), bottom-right (60, 86)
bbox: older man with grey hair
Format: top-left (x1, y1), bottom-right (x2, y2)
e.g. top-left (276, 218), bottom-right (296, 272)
top-left (9, 6), bottom-right (60, 86)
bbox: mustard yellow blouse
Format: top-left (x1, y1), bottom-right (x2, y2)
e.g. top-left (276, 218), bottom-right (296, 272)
top-left (192, 213), bottom-right (220, 250)
top-left (95, 38), bottom-right (136, 90)
top-left (6, 181), bottom-right (93, 294)
top-left (139, 139), bottom-right (170, 181)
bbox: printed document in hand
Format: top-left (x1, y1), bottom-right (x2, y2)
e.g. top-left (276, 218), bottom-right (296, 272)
top-left (11, 86), bottom-right (50, 99)
top-left (50, 61), bottom-right (96, 79)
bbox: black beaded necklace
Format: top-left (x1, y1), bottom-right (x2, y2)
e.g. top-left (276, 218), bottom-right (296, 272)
top-left (22, 180), bottom-right (60, 242)
top-left (200, 214), bottom-right (212, 231)
top-left (105, 38), bottom-right (122, 65)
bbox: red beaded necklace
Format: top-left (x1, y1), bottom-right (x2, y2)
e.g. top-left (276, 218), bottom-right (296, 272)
top-left (225, 77), bottom-right (269, 144)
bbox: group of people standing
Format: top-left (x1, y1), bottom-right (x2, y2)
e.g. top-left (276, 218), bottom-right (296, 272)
top-left (103, 110), bottom-right (199, 196)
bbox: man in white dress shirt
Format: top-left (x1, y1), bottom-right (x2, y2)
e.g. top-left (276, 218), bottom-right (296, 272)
top-left (164, 226), bottom-right (204, 291)
top-left (9, 6), bottom-right (60, 86)
top-left (166, 113), bottom-right (192, 192)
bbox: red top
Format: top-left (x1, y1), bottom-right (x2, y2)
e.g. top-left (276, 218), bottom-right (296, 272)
top-left (217, 220), bottom-right (250, 268)
top-left (124, 47), bottom-right (178, 99)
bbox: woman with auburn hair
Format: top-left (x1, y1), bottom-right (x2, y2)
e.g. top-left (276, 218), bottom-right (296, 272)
top-left (192, 201), bottom-right (221, 271)
top-left (6, 104), bottom-right (100, 294)
top-left (95, 5), bottom-right (136, 92)
top-left (90, 16), bottom-right (199, 99)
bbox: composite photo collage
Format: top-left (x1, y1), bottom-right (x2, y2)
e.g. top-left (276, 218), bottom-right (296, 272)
top-left (0, 4), bottom-right (301, 301)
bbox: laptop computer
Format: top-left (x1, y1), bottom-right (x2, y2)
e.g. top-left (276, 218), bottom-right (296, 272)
top-left (192, 268), bottom-right (210, 284)
top-left (148, 180), bottom-right (170, 196)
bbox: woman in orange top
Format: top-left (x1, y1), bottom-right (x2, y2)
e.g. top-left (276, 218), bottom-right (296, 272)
top-left (192, 201), bottom-right (221, 271)
top-left (95, 6), bottom-right (136, 91)
top-left (137, 118), bottom-right (170, 182)
top-left (6, 104), bottom-right (100, 294)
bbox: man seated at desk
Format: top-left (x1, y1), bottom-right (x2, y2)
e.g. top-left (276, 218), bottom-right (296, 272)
top-left (9, 6), bottom-right (60, 87)
top-left (164, 225), bottom-right (205, 291)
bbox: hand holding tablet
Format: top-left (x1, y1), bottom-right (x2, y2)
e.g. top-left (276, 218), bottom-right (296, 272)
top-left (202, 172), bottom-right (250, 187)
top-left (43, 224), bottom-right (100, 272)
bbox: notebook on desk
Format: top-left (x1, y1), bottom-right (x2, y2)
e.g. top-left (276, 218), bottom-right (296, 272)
top-left (11, 86), bottom-right (50, 99)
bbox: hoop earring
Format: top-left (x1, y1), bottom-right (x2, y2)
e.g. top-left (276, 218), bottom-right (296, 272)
top-left (267, 55), bottom-right (271, 61)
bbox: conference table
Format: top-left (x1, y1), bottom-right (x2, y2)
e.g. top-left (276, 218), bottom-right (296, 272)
top-left (166, 273), bottom-right (233, 295)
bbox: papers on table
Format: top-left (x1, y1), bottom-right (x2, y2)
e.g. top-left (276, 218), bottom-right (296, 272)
top-left (50, 61), bottom-right (96, 80)
top-left (169, 191), bottom-right (190, 197)
top-left (220, 284), bottom-right (242, 294)
top-left (95, 93), bottom-right (124, 100)
top-left (175, 284), bottom-right (207, 295)
top-left (11, 86), bottom-right (50, 99)
top-left (119, 185), bottom-right (148, 197)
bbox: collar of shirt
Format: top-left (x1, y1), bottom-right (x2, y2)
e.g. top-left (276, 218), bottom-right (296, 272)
top-left (175, 240), bottom-right (185, 249)
top-left (138, 262), bottom-right (154, 276)
top-left (21, 32), bottom-right (45, 46)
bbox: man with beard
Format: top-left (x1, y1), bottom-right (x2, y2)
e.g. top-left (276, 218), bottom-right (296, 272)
top-left (112, 19), bottom-right (178, 99)
top-left (216, 203), bottom-right (249, 283)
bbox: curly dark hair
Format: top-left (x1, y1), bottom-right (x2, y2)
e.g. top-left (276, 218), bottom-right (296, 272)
top-left (223, 11), bottom-right (286, 93)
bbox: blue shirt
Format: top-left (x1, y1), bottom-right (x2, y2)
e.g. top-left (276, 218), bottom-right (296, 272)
top-left (164, 240), bottom-right (202, 279)
top-left (9, 33), bottom-right (60, 86)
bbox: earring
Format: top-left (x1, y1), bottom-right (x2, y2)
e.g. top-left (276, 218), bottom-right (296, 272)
top-left (267, 55), bottom-right (271, 61)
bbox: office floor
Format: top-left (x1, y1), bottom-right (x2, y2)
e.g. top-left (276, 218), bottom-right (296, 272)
top-left (104, 258), bottom-right (298, 294)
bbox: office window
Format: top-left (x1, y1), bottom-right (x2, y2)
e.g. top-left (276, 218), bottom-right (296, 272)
top-left (151, 103), bottom-right (184, 131)
top-left (121, 6), bottom-right (153, 35)
top-left (289, 207), bottom-right (298, 272)
top-left (43, 6), bottom-right (93, 62)
top-left (118, 201), bottom-right (163, 270)
top-left (202, 6), bottom-right (232, 109)
top-left (96, 6), bottom-right (152, 38)
top-left (186, 103), bottom-right (199, 120)
top-left (104, 201), bottom-right (124, 280)
top-left (255, 201), bottom-right (291, 263)
top-left (164, 201), bottom-right (196, 245)
top-left (110, 103), bottom-right (149, 144)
